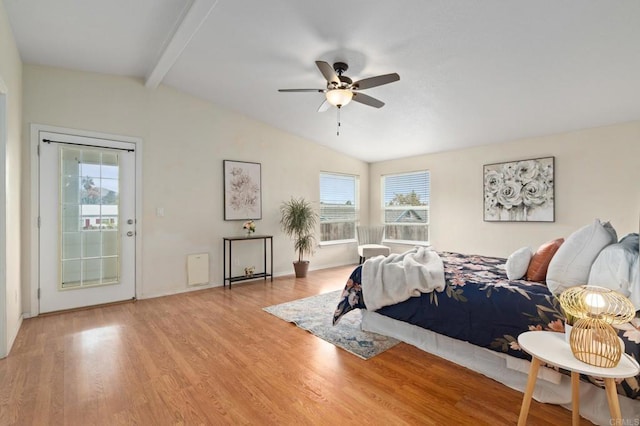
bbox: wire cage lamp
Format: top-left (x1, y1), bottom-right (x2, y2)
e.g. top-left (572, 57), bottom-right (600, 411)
top-left (559, 285), bottom-right (636, 368)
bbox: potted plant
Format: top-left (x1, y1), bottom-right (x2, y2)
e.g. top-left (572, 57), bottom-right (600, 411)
top-left (280, 197), bottom-right (318, 278)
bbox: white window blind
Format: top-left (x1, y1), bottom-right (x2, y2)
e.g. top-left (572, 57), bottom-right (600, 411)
top-left (382, 170), bottom-right (430, 243)
top-left (320, 173), bottom-right (358, 242)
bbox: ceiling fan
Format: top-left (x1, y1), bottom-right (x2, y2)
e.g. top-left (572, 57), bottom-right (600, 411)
top-left (279, 61), bottom-right (400, 112)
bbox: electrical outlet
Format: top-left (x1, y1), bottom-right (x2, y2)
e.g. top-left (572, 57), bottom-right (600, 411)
top-left (234, 257), bottom-right (240, 266)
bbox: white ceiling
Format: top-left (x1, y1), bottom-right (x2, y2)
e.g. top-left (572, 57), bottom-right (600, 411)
top-left (4, 0), bottom-right (640, 162)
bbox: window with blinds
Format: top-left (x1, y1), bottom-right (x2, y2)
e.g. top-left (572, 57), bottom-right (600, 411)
top-left (319, 172), bottom-right (358, 242)
top-left (382, 170), bottom-right (430, 243)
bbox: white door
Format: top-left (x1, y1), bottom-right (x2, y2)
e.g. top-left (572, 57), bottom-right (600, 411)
top-left (39, 131), bottom-right (136, 313)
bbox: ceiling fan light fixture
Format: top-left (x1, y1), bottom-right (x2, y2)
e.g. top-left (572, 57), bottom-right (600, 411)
top-left (326, 89), bottom-right (353, 107)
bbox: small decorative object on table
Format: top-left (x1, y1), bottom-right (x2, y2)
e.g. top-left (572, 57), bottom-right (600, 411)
top-left (243, 220), bottom-right (256, 237)
top-left (244, 266), bottom-right (255, 277)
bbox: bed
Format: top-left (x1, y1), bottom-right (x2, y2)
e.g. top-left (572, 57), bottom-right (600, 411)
top-left (333, 250), bottom-right (640, 425)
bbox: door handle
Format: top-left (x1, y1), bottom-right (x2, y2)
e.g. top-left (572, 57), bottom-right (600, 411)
top-left (127, 231), bottom-right (134, 237)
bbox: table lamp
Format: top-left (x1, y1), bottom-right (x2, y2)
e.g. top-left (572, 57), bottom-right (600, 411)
top-left (559, 285), bottom-right (635, 368)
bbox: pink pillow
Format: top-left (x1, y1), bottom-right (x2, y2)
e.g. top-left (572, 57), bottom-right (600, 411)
top-left (526, 238), bottom-right (565, 282)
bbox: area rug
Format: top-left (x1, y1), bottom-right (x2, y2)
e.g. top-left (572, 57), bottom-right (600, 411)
top-left (263, 290), bottom-right (400, 360)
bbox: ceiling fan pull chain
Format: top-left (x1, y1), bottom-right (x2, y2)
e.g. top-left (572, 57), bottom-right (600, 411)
top-left (337, 106), bottom-right (341, 136)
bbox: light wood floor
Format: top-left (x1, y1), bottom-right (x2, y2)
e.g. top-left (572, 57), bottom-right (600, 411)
top-left (1, 265), bottom-right (592, 425)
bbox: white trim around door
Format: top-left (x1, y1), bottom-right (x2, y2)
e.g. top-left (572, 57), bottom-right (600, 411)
top-left (0, 77), bottom-right (7, 356)
top-left (29, 124), bottom-right (143, 317)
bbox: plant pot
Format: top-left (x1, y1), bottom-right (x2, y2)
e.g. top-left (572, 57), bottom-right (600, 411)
top-left (293, 261), bottom-right (309, 278)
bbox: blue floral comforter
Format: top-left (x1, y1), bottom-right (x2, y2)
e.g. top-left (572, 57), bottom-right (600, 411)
top-left (333, 251), bottom-right (640, 400)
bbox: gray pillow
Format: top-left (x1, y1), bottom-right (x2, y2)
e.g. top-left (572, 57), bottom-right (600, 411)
top-left (619, 233), bottom-right (639, 252)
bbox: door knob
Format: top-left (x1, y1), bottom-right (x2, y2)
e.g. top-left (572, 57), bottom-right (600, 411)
top-left (127, 231), bottom-right (134, 237)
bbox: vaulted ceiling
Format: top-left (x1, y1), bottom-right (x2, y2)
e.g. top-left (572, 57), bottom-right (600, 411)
top-left (4, 0), bottom-right (640, 162)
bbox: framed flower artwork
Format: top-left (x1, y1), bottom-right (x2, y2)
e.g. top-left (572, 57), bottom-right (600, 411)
top-left (223, 160), bottom-right (262, 220)
top-left (483, 157), bottom-right (554, 222)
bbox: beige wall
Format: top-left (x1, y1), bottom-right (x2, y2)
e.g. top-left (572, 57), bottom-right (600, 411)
top-left (22, 65), bottom-right (367, 313)
top-left (0, 2), bottom-right (23, 356)
top-left (370, 121), bottom-right (640, 258)
top-left (18, 64), bottom-right (640, 318)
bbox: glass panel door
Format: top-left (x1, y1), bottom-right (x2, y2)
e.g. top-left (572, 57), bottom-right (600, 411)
top-left (60, 147), bottom-right (121, 289)
top-left (39, 130), bottom-right (136, 314)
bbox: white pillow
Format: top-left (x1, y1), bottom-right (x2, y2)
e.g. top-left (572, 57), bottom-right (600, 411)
top-left (587, 242), bottom-right (636, 295)
top-left (505, 247), bottom-right (533, 280)
top-left (546, 219), bottom-right (617, 295)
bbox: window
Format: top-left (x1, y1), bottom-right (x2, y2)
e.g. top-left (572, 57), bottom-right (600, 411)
top-left (382, 170), bottom-right (430, 243)
top-left (319, 173), bottom-right (358, 243)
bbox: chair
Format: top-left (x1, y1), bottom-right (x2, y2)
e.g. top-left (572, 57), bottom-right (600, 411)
top-left (357, 225), bottom-right (391, 264)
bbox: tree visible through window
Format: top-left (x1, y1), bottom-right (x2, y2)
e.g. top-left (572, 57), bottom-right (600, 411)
top-left (382, 171), bottom-right (430, 243)
top-left (320, 173), bottom-right (358, 242)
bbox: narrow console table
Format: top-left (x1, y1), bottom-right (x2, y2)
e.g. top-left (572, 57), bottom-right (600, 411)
top-left (223, 235), bottom-right (273, 288)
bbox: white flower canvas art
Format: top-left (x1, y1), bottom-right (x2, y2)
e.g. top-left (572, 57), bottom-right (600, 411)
top-left (483, 157), bottom-right (554, 222)
top-left (224, 160), bottom-right (262, 220)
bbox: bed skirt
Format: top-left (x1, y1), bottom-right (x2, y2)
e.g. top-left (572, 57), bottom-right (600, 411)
top-left (361, 310), bottom-right (639, 425)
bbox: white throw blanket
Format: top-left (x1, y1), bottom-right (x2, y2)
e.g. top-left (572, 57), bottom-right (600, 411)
top-left (362, 247), bottom-right (446, 311)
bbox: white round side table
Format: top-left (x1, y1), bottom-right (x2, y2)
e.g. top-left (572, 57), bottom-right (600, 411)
top-left (517, 331), bottom-right (639, 426)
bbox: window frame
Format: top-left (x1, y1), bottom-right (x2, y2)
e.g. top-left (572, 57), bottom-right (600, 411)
top-left (381, 170), bottom-right (430, 245)
top-left (319, 172), bottom-right (359, 245)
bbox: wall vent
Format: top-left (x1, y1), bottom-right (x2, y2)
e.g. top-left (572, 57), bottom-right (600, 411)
top-left (187, 253), bottom-right (209, 286)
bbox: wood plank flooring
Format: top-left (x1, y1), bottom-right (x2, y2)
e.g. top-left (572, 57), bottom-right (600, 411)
top-left (1, 265), bottom-right (593, 425)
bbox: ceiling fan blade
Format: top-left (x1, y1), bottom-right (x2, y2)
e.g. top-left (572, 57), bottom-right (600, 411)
top-left (352, 92), bottom-right (385, 108)
top-left (315, 61), bottom-right (340, 85)
top-left (278, 89), bottom-right (325, 92)
top-left (317, 99), bottom-right (330, 112)
top-left (352, 73), bottom-right (400, 90)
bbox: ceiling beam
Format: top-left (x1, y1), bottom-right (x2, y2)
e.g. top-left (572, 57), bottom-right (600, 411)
top-left (145, 0), bottom-right (218, 89)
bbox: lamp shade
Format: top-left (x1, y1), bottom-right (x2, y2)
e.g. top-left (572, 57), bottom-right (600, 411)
top-left (558, 285), bottom-right (635, 324)
top-left (325, 89), bottom-right (353, 107)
